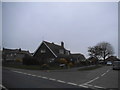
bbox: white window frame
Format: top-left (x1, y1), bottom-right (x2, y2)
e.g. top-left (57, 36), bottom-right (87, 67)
top-left (40, 49), bottom-right (46, 53)
top-left (59, 49), bottom-right (64, 54)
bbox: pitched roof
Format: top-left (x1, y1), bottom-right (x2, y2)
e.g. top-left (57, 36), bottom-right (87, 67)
top-left (3, 48), bottom-right (31, 55)
top-left (34, 41), bottom-right (70, 58)
top-left (71, 53), bottom-right (86, 60)
top-left (34, 41), bottom-right (86, 60)
top-left (3, 48), bottom-right (19, 52)
top-left (43, 41), bottom-right (70, 58)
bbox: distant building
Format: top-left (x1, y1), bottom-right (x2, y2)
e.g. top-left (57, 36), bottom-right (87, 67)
top-left (87, 57), bottom-right (99, 64)
top-left (71, 53), bottom-right (86, 63)
top-left (33, 41), bottom-right (85, 65)
top-left (105, 56), bottom-right (119, 64)
top-left (2, 48), bottom-right (31, 63)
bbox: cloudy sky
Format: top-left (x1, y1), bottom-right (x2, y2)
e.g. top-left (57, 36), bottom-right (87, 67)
top-left (2, 2), bottom-right (118, 58)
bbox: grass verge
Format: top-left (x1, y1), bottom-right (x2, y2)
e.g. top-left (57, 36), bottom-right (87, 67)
top-left (78, 65), bottom-right (102, 71)
top-left (3, 64), bottom-right (65, 70)
top-left (3, 64), bottom-right (42, 70)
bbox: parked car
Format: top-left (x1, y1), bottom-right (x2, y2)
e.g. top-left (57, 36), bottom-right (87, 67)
top-left (106, 61), bottom-right (112, 66)
top-left (113, 61), bottom-right (120, 70)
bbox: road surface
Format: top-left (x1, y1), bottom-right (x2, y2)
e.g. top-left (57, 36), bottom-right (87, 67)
top-left (2, 65), bottom-right (120, 89)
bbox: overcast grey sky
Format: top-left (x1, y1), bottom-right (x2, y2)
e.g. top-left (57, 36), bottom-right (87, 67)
top-left (2, 2), bottom-right (118, 58)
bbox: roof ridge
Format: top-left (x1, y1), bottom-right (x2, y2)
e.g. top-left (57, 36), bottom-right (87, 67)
top-left (43, 41), bottom-right (57, 58)
top-left (43, 41), bottom-right (64, 48)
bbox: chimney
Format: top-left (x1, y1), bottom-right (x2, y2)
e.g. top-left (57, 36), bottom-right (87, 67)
top-left (19, 48), bottom-right (21, 52)
top-left (61, 41), bottom-right (64, 48)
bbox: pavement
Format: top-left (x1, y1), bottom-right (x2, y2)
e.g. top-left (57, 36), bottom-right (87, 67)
top-left (2, 65), bottom-right (120, 89)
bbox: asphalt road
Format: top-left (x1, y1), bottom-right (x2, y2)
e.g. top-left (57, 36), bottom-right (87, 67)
top-left (2, 65), bottom-right (120, 89)
top-left (2, 68), bottom-right (87, 89)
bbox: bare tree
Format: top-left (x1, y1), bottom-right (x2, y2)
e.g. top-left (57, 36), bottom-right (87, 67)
top-left (97, 42), bottom-right (114, 60)
top-left (88, 42), bottom-right (114, 61)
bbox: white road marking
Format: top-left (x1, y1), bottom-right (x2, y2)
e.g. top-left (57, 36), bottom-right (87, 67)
top-left (78, 84), bottom-right (89, 88)
top-left (12, 69), bottom-right (109, 89)
top-left (106, 70), bottom-right (110, 72)
top-left (13, 71), bottom-right (22, 73)
top-left (85, 77), bottom-right (99, 84)
top-left (81, 69), bottom-right (111, 89)
top-left (49, 78), bottom-right (56, 81)
top-left (57, 80), bottom-right (66, 83)
top-left (84, 84), bottom-right (93, 87)
top-left (31, 74), bottom-right (37, 77)
top-left (36, 75), bottom-right (42, 78)
top-left (27, 73), bottom-right (32, 76)
top-left (82, 83), bottom-right (105, 89)
top-left (101, 69), bottom-right (110, 77)
top-left (67, 82), bottom-right (78, 86)
top-left (101, 72), bottom-right (106, 76)
top-left (22, 72), bottom-right (28, 75)
top-left (94, 85), bottom-right (104, 88)
top-left (0, 84), bottom-right (8, 90)
top-left (41, 76), bottom-right (48, 79)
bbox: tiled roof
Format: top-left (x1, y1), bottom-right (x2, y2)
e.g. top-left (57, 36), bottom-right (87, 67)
top-left (71, 53), bottom-right (86, 60)
top-left (3, 48), bottom-right (31, 55)
top-left (34, 41), bottom-right (85, 60)
top-left (43, 41), bottom-right (70, 58)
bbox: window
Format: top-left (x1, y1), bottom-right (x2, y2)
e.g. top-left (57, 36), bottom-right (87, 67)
top-left (59, 49), bottom-right (64, 54)
top-left (50, 58), bottom-right (55, 61)
top-left (66, 51), bottom-right (70, 55)
top-left (14, 53), bottom-right (16, 56)
top-left (40, 49), bottom-right (46, 53)
top-left (10, 53), bottom-right (13, 56)
top-left (49, 58), bottom-right (55, 63)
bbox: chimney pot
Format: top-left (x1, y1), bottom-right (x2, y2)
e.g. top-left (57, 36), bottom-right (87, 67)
top-left (61, 41), bottom-right (64, 48)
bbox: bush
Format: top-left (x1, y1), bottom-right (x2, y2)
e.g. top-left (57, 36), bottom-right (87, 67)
top-left (57, 58), bottom-right (68, 64)
top-left (15, 58), bottom-right (22, 62)
top-left (68, 62), bottom-right (74, 68)
top-left (23, 55), bottom-right (39, 65)
top-left (40, 64), bottom-right (49, 70)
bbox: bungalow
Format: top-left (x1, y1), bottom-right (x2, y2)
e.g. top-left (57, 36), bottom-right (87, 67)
top-left (33, 41), bottom-right (85, 65)
top-left (71, 53), bottom-right (86, 63)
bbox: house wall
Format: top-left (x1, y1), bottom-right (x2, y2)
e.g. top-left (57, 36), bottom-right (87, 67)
top-left (4, 52), bottom-right (16, 61)
top-left (34, 43), bottom-right (56, 63)
top-left (15, 53), bottom-right (25, 61)
top-left (2, 49), bottom-right (29, 63)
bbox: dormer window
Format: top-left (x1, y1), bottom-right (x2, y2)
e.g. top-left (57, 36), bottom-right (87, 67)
top-left (41, 49), bottom-right (46, 53)
top-left (59, 49), bottom-right (64, 54)
top-left (66, 51), bottom-right (70, 55)
top-left (10, 53), bottom-right (13, 56)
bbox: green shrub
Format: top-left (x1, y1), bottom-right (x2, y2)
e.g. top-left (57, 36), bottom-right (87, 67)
top-left (23, 55), bottom-right (39, 65)
top-left (68, 62), bottom-right (74, 68)
top-left (40, 64), bottom-right (49, 70)
top-left (15, 58), bottom-right (22, 62)
top-left (57, 58), bottom-right (68, 64)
